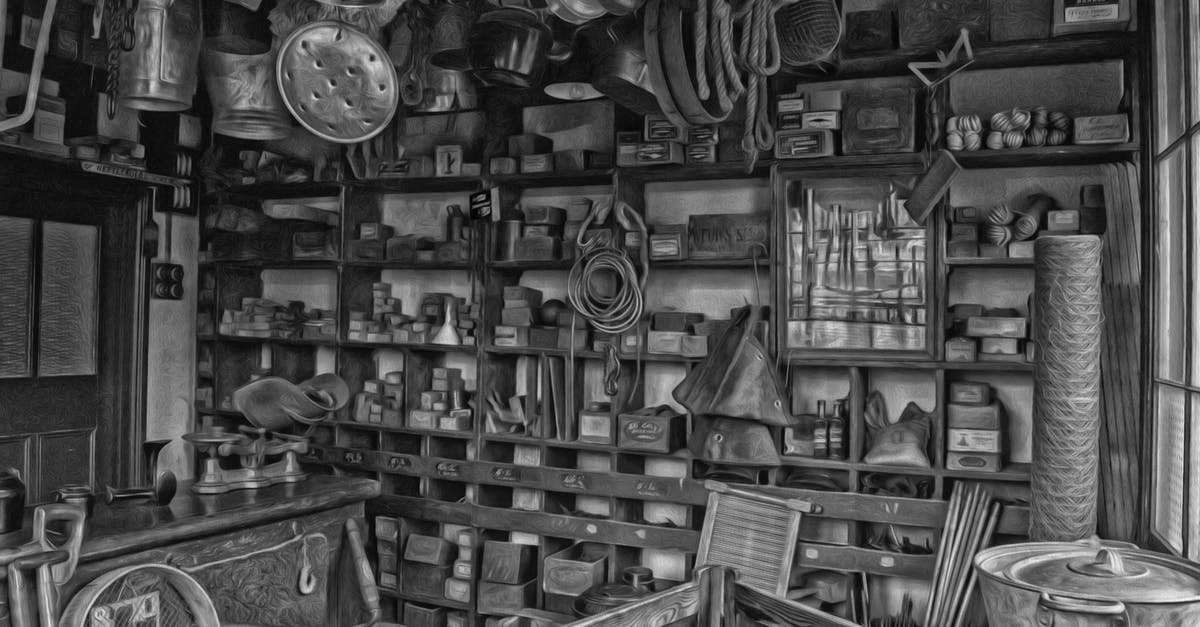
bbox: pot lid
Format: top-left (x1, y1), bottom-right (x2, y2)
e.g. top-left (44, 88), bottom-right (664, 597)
top-left (1004, 547), bottom-right (1200, 604)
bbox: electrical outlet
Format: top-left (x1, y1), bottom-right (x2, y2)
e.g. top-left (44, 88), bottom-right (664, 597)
top-left (152, 263), bottom-right (184, 299)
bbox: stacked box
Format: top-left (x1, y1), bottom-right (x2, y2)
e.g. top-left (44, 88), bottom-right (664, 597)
top-left (946, 382), bottom-right (1006, 472)
top-left (353, 371), bottom-right (404, 426)
top-left (219, 298), bottom-right (335, 340)
top-left (376, 517), bottom-right (400, 590)
top-left (409, 367), bottom-right (472, 431)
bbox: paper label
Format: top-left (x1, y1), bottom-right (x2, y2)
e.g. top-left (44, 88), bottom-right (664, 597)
top-left (1064, 0), bottom-right (1119, 23)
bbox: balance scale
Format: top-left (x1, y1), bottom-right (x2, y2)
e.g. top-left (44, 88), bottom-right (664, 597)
top-left (183, 426), bottom-right (309, 494)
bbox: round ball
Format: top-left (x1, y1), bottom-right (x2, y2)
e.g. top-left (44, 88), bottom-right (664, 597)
top-left (986, 131), bottom-right (1005, 150)
top-left (1032, 106), bottom-right (1049, 128)
top-left (540, 299), bottom-right (569, 326)
top-left (1049, 111), bottom-right (1071, 131)
top-left (946, 130), bottom-right (964, 151)
top-left (990, 111), bottom-right (1014, 132)
top-left (1047, 128), bottom-right (1069, 145)
top-left (1026, 127), bottom-right (1048, 147)
top-left (1003, 130), bottom-right (1025, 148)
top-left (1009, 108), bottom-right (1032, 131)
top-left (960, 114), bottom-right (983, 133)
top-left (964, 132), bottom-right (983, 151)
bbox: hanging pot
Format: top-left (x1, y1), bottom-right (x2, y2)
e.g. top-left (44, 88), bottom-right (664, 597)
top-left (590, 14), bottom-right (659, 115)
top-left (201, 44), bottom-right (292, 140)
top-left (430, 8), bottom-right (573, 89)
top-left (546, 0), bottom-right (607, 25)
top-left (975, 542), bottom-right (1200, 626)
top-left (415, 0), bottom-right (478, 112)
top-left (118, 0), bottom-right (203, 111)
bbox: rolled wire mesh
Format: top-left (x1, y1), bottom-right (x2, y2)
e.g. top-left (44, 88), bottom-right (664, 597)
top-left (1029, 235), bottom-right (1104, 541)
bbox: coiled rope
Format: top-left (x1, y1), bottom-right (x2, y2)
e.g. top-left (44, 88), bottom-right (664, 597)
top-left (566, 202), bottom-right (648, 335)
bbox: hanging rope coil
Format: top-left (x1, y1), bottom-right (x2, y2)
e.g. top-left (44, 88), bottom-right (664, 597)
top-left (566, 201), bottom-right (648, 336)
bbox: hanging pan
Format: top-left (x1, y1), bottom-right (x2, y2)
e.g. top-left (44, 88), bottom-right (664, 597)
top-left (590, 14), bottom-right (660, 115)
top-left (430, 7), bottom-right (573, 89)
top-left (276, 20), bottom-right (399, 143)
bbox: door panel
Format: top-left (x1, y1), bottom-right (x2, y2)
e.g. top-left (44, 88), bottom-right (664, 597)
top-left (0, 175), bottom-right (140, 502)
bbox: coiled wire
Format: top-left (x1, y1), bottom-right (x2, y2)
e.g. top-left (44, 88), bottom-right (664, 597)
top-left (566, 202), bottom-right (647, 336)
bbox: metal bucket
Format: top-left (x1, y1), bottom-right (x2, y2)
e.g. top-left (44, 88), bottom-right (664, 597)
top-left (118, 0), bottom-right (202, 111)
top-left (201, 44), bottom-right (292, 140)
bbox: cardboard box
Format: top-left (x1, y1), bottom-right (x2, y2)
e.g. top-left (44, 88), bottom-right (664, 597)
top-left (405, 535), bottom-right (455, 565)
top-left (1009, 240), bottom-right (1036, 258)
top-left (1047, 209), bottom-right (1081, 232)
top-left (649, 225), bottom-right (688, 260)
top-left (544, 542), bottom-right (608, 597)
top-left (578, 405), bottom-right (614, 444)
top-left (775, 129), bottom-right (836, 159)
top-left (404, 602), bottom-right (446, 627)
top-left (477, 580), bottom-right (537, 614)
top-left (980, 337), bottom-right (1021, 355)
top-left (481, 541), bottom-right (537, 585)
top-left (945, 337), bottom-right (978, 362)
top-left (644, 114), bottom-right (685, 141)
top-left (1073, 113), bottom-right (1129, 144)
top-left (947, 428), bottom-right (1004, 453)
top-left (646, 330), bottom-right (686, 355)
top-left (965, 317), bottom-right (1027, 338)
top-left (520, 153), bottom-right (554, 174)
top-left (947, 401), bottom-right (1006, 430)
top-left (401, 562), bottom-right (451, 598)
top-left (949, 381), bottom-right (991, 405)
top-left (617, 407), bottom-right (686, 453)
top-left (946, 451), bottom-right (1003, 473)
top-left (635, 141), bottom-right (685, 165)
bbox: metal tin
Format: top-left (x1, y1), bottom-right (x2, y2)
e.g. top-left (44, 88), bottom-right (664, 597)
top-left (976, 542), bottom-right (1200, 626)
top-left (201, 46), bottom-right (292, 140)
top-left (276, 21), bottom-right (398, 144)
top-left (118, 0), bottom-right (202, 111)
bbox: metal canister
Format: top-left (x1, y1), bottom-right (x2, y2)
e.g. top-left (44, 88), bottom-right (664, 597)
top-left (201, 43), bottom-right (292, 140)
top-left (118, 0), bottom-right (203, 111)
top-left (495, 220), bottom-right (523, 261)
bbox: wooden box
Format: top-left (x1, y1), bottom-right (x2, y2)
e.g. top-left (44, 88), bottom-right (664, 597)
top-left (617, 407), bottom-right (686, 453)
top-left (543, 542), bottom-right (608, 597)
top-left (949, 381), bottom-right (991, 405)
top-left (843, 87), bottom-right (916, 155)
top-left (401, 562), bottom-right (451, 598)
top-left (404, 534), bottom-right (454, 565)
top-left (404, 602), bottom-right (446, 627)
top-left (648, 225), bottom-right (688, 260)
top-left (687, 213), bottom-right (770, 260)
top-left (477, 579), bottom-right (537, 614)
top-left (444, 576), bottom-right (473, 603)
top-left (481, 541), bottom-right (537, 584)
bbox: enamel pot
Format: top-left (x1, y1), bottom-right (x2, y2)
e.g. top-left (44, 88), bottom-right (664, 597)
top-left (430, 8), bottom-right (572, 88)
top-left (975, 542), bottom-right (1200, 626)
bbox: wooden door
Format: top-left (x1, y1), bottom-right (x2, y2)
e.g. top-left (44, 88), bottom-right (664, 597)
top-left (0, 159), bottom-right (142, 503)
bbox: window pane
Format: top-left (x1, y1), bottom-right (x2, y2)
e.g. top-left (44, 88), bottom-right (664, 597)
top-left (0, 217), bottom-right (33, 378)
top-left (1154, 384), bottom-right (1186, 553)
top-left (38, 222), bottom-right (99, 377)
top-left (1158, 146), bottom-right (1188, 382)
top-left (1191, 0), bottom-right (1200, 125)
top-left (1157, 0), bottom-right (1188, 150)
top-left (1190, 392), bottom-right (1200, 560)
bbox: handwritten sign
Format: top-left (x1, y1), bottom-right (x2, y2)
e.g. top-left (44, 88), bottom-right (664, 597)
top-left (635, 480), bottom-right (667, 498)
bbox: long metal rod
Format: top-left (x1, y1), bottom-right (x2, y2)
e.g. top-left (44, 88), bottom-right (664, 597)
top-left (0, 0), bottom-right (60, 133)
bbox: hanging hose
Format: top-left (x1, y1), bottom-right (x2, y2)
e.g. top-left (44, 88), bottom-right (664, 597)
top-left (567, 201), bottom-right (648, 408)
top-left (567, 202), bottom-right (647, 335)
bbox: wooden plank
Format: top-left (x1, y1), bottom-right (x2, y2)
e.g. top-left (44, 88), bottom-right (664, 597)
top-left (469, 505), bottom-right (700, 551)
top-left (796, 543), bottom-right (936, 579)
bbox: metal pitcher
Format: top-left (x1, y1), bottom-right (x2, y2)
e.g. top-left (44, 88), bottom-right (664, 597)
top-left (117, 0), bottom-right (202, 111)
top-left (201, 45), bottom-right (292, 140)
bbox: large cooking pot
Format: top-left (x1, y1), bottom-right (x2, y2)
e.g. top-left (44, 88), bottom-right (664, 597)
top-left (975, 541), bottom-right (1200, 626)
top-left (430, 8), bottom-right (571, 88)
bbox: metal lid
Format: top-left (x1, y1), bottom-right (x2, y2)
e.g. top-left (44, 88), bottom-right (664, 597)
top-left (276, 21), bottom-right (398, 144)
top-left (1003, 546), bottom-right (1200, 604)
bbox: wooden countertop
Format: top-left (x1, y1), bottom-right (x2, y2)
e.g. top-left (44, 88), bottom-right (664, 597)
top-left (0, 475), bottom-right (380, 562)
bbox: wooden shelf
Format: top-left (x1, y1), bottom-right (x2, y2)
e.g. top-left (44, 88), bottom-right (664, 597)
top-left (835, 31), bottom-right (1136, 78)
top-left (345, 260), bottom-right (472, 271)
top-left (951, 143), bottom-right (1139, 168)
top-left (380, 587), bottom-right (472, 611)
top-left (942, 360), bottom-right (1035, 372)
top-left (200, 259), bottom-right (340, 270)
top-left (217, 334), bottom-right (337, 347)
top-left (779, 456), bottom-right (1033, 483)
top-left (488, 169), bottom-right (614, 188)
top-left (207, 180), bottom-right (343, 199)
top-left (946, 257), bottom-right (1035, 267)
top-left (332, 421), bottom-right (474, 440)
top-left (348, 176), bottom-right (482, 194)
top-left (0, 142), bottom-right (193, 187)
top-left (786, 357), bottom-right (1034, 372)
top-left (618, 160), bottom-right (774, 182)
top-left (486, 345), bottom-right (701, 364)
top-left (488, 259), bottom-right (575, 271)
top-left (771, 153), bottom-right (926, 173)
top-left (649, 258), bottom-right (769, 270)
top-left (340, 340), bottom-right (476, 354)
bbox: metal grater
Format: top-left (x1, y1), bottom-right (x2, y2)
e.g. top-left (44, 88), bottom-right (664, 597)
top-left (696, 480), bottom-right (818, 597)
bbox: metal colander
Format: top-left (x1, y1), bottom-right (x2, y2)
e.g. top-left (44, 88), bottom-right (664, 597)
top-left (775, 0), bottom-right (842, 69)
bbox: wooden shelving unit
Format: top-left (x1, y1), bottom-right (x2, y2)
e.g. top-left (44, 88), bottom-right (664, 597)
top-left (193, 23), bottom-right (1141, 625)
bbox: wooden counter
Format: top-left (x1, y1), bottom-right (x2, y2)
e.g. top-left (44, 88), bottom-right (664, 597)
top-left (4, 475), bottom-right (380, 627)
